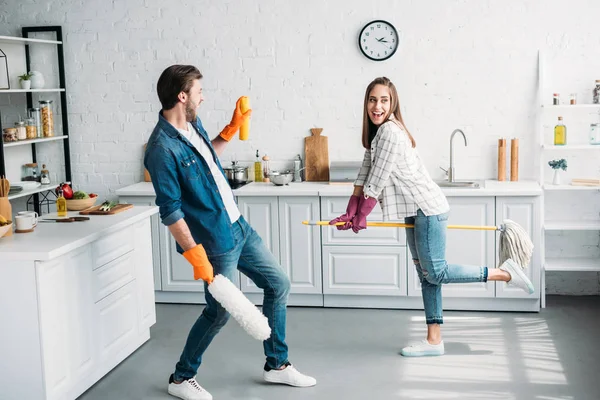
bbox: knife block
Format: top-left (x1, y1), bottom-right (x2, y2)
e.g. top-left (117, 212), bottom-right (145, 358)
top-left (0, 197), bottom-right (13, 237)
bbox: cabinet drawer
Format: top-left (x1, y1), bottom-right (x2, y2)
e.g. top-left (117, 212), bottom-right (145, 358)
top-left (321, 197), bottom-right (406, 246)
top-left (92, 227), bottom-right (134, 270)
top-left (93, 252), bottom-right (135, 303)
top-left (322, 246), bottom-right (407, 296)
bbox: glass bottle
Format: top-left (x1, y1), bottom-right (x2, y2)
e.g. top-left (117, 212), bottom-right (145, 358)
top-left (14, 121), bottom-right (26, 140)
top-left (254, 150), bottom-right (263, 182)
top-left (56, 188), bottom-right (67, 217)
top-left (594, 80), bottom-right (600, 104)
top-left (40, 164), bottom-right (51, 185)
top-left (39, 100), bottom-right (54, 137)
top-left (262, 155), bottom-right (271, 183)
top-left (553, 93), bottom-right (560, 105)
top-left (28, 107), bottom-right (42, 138)
top-left (25, 117), bottom-right (36, 139)
top-left (554, 116), bottom-right (567, 145)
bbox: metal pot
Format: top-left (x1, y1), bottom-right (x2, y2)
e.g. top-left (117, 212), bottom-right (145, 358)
top-left (268, 171), bottom-right (294, 186)
top-left (223, 162), bottom-right (248, 184)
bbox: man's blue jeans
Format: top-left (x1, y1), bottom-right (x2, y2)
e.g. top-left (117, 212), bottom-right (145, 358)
top-left (173, 216), bottom-right (291, 380)
top-left (405, 209), bottom-right (488, 325)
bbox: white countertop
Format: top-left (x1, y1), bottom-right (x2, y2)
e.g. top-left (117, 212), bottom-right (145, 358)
top-left (116, 180), bottom-right (542, 198)
top-left (0, 206), bottom-right (158, 261)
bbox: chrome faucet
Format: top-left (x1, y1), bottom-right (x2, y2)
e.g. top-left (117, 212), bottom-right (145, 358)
top-left (447, 128), bottom-right (467, 182)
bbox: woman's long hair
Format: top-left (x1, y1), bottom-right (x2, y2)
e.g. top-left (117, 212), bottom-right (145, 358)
top-left (361, 77), bottom-right (416, 149)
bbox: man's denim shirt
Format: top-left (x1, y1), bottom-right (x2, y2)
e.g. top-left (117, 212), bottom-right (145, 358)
top-left (144, 112), bottom-right (236, 256)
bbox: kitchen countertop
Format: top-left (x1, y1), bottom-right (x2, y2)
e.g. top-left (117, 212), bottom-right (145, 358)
top-left (116, 180), bottom-right (542, 198)
top-left (0, 206), bottom-right (158, 261)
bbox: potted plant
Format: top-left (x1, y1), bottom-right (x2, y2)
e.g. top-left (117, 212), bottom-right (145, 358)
top-left (18, 73), bottom-right (32, 90)
top-left (548, 158), bottom-right (567, 185)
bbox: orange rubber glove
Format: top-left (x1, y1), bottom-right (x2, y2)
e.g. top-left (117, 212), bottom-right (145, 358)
top-left (219, 96), bottom-right (252, 142)
top-left (183, 244), bottom-right (214, 283)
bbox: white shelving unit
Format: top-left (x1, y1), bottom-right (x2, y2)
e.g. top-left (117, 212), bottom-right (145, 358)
top-left (537, 51), bottom-right (600, 307)
top-left (0, 27), bottom-right (72, 216)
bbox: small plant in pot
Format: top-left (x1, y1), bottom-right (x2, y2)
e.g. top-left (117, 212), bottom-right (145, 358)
top-left (18, 73), bottom-right (32, 90)
top-left (548, 158), bottom-right (567, 185)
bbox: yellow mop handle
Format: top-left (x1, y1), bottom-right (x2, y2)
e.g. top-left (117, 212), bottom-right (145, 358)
top-left (302, 220), bottom-right (500, 231)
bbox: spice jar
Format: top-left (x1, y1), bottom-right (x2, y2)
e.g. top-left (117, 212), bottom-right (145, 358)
top-left (2, 127), bottom-right (18, 142)
top-left (570, 93), bottom-right (577, 105)
top-left (553, 93), bottom-right (560, 105)
top-left (28, 107), bottom-right (42, 138)
top-left (25, 118), bottom-right (37, 139)
top-left (39, 100), bottom-right (54, 137)
top-left (40, 164), bottom-right (51, 185)
top-left (14, 121), bottom-right (26, 140)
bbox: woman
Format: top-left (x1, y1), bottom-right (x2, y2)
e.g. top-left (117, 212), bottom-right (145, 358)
top-left (329, 77), bottom-right (534, 357)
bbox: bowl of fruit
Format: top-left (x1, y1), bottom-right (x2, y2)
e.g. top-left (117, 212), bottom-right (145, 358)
top-left (65, 190), bottom-right (98, 211)
top-left (0, 215), bottom-right (13, 238)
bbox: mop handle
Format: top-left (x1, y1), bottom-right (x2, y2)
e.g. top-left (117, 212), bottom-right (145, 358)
top-left (302, 220), bottom-right (500, 231)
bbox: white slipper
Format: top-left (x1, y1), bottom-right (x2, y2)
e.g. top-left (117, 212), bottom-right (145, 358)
top-left (499, 259), bottom-right (534, 294)
top-left (401, 340), bottom-right (445, 357)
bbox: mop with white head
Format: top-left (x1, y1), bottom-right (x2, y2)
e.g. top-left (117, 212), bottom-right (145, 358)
top-left (208, 274), bottom-right (271, 341)
top-left (498, 219), bottom-right (534, 269)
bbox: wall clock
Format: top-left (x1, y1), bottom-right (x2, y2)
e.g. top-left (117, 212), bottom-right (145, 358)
top-left (358, 20), bottom-right (398, 61)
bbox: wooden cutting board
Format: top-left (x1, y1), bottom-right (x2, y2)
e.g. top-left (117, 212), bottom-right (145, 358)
top-left (304, 128), bottom-right (330, 181)
top-left (79, 203), bottom-right (134, 215)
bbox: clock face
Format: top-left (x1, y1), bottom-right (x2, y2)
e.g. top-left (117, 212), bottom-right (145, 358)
top-left (358, 20), bottom-right (398, 61)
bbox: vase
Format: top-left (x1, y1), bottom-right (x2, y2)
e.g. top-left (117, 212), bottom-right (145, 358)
top-left (29, 71), bottom-right (45, 89)
top-left (20, 80), bottom-right (31, 90)
top-left (552, 169), bottom-right (561, 185)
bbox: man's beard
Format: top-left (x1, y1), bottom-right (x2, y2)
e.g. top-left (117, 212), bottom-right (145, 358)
top-left (185, 100), bottom-right (197, 122)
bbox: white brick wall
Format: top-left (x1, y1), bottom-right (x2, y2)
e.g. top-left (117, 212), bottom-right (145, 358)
top-left (1, 0), bottom-right (598, 294)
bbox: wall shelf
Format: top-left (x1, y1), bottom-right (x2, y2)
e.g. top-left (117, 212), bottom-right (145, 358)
top-left (0, 35), bottom-right (62, 45)
top-left (0, 88), bottom-right (65, 93)
top-left (545, 258), bottom-right (600, 272)
top-left (3, 135), bottom-right (69, 148)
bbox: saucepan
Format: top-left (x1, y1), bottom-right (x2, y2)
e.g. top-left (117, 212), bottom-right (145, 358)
top-left (223, 161), bottom-right (249, 184)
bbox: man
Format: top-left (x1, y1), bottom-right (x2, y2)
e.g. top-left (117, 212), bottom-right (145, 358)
top-left (144, 65), bottom-right (316, 400)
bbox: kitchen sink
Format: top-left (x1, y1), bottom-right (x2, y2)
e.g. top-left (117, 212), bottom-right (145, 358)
top-left (436, 180), bottom-right (481, 188)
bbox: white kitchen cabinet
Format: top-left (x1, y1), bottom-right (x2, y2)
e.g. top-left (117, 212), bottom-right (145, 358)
top-left (37, 246), bottom-right (96, 400)
top-left (237, 196), bottom-right (280, 293)
top-left (278, 197), bottom-right (322, 294)
top-left (237, 196), bottom-right (322, 301)
top-left (119, 195), bottom-right (162, 290)
top-left (408, 197), bottom-right (496, 298)
top-left (323, 246), bottom-right (407, 296)
top-left (495, 196), bottom-right (541, 299)
top-left (0, 208), bottom-right (158, 400)
top-left (321, 196), bottom-right (406, 246)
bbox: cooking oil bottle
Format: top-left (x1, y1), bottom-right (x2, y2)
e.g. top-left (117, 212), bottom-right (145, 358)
top-left (254, 150), bottom-right (263, 182)
top-left (554, 116), bottom-right (567, 145)
top-left (56, 188), bottom-right (67, 217)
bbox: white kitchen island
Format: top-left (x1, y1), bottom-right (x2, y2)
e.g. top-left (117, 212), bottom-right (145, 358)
top-left (117, 181), bottom-right (543, 312)
top-left (0, 206), bottom-right (158, 400)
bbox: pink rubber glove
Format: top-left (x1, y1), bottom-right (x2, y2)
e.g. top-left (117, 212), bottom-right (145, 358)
top-left (329, 195), bottom-right (361, 231)
top-left (351, 196), bottom-right (379, 233)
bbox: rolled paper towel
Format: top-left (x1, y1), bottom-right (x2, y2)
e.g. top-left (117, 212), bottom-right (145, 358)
top-left (498, 138), bottom-right (506, 181)
top-left (239, 97), bottom-right (250, 141)
top-left (510, 138), bottom-right (519, 181)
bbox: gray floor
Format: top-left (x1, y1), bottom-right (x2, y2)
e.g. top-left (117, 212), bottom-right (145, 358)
top-left (79, 296), bottom-right (600, 400)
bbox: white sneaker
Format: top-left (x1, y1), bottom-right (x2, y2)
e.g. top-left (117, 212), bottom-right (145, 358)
top-left (263, 363), bottom-right (317, 387)
top-left (499, 258), bottom-right (534, 294)
top-left (401, 340), bottom-right (445, 357)
top-left (168, 375), bottom-right (212, 400)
